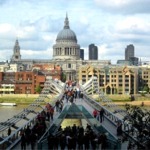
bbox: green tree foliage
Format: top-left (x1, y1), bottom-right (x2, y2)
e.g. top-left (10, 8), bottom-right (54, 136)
top-left (143, 85), bottom-right (149, 93)
top-left (35, 85), bottom-right (42, 94)
top-left (62, 72), bottom-right (66, 82)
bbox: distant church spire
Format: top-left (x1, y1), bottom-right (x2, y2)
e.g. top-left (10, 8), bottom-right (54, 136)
top-left (64, 13), bottom-right (70, 29)
top-left (11, 39), bottom-right (21, 62)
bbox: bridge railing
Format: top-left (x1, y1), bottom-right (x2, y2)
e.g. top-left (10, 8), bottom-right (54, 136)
top-left (83, 93), bottom-right (147, 149)
top-left (0, 77), bottom-right (65, 149)
top-left (0, 115), bottom-right (37, 150)
top-left (0, 92), bottom-right (64, 150)
top-left (83, 93), bottom-right (122, 126)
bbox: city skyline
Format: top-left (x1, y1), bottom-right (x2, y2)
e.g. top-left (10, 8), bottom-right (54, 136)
top-left (0, 0), bottom-right (150, 64)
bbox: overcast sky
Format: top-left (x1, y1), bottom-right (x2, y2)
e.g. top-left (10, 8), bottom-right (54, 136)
top-left (0, 0), bottom-right (150, 64)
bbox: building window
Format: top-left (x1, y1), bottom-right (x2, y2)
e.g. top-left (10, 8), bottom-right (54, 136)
top-left (68, 64), bottom-right (71, 68)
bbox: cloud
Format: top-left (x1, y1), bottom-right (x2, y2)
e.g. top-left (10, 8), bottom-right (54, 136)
top-left (113, 16), bottom-right (150, 46)
top-left (0, 23), bottom-right (16, 39)
top-left (94, 0), bottom-right (150, 14)
top-left (21, 48), bottom-right (52, 59)
top-left (116, 17), bottom-right (150, 34)
top-left (0, 0), bottom-right (150, 64)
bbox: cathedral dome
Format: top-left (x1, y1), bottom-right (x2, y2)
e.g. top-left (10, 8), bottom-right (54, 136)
top-left (56, 14), bottom-right (77, 42)
top-left (56, 29), bottom-right (77, 42)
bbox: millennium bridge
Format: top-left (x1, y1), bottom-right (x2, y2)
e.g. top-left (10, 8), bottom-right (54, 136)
top-left (0, 77), bottom-right (147, 150)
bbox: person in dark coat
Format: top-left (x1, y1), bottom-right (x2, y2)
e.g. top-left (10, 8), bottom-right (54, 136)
top-left (8, 127), bottom-right (11, 136)
top-left (101, 133), bottom-right (107, 150)
top-left (59, 134), bottom-right (66, 150)
top-left (47, 134), bottom-right (55, 150)
top-left (80, 91), bottom-right (84, 99)
top-left (30, 131), bottom-right (37, 150)
top-left (83, 132), bottom-right (90, 150)
top-left (117, 121), bottom-right (122, 136)
top-left (99, 108), bottom-right (105, 123)
top-left (25, 125), bottom-right (31, 145)
top-left (21, 132), bottom-right (26, 150)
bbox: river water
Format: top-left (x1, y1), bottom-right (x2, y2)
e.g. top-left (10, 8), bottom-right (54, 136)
top-left (0, 104), bottom-right (149, 123)
top-left (0, 105), bottom-right (27, 122)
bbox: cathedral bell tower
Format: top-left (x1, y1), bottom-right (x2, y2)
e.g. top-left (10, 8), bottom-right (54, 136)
top-left (11, 39), bottom-right (21, 62)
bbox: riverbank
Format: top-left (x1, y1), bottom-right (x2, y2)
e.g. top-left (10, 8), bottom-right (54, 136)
top-left (0, 94), bottom-right (150, 106)
top-left (0, 94), bottom-right (38, 105)
top-left (93, 94), bottom-right (150, 106)
top-left (0, 94), bottom-right (53, 105)
top-left (114, 101), bottom-right (150, 106)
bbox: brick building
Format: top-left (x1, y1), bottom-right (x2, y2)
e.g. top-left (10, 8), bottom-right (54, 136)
top-left (0, 65), bottom-right (62, 94)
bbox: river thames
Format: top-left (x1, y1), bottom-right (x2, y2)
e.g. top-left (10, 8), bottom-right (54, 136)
top-left (0, 105), bottom-right (27, 122)
top-left (0, 103), bottom-right (149, 123)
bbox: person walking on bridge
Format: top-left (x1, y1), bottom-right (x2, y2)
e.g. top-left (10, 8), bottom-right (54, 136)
top-left (99, 108), bottom-right (105, 123)
top-left (21, 132), bottom-right (26, 150)
top-left (7, 127), bottom-right (11, 136)
top-left (93, 109), bottom-right (98, 118)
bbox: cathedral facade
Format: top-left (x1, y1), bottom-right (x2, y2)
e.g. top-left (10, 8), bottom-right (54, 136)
top-left (10, 14), bottom-right (110, 81)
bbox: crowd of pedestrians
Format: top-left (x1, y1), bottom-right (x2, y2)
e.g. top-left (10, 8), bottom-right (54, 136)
top-left (63, 81), bottom-right (84, 105)
top-left (20, 109), bottom-right (48, 150)
top-left (47, 124), bottom-right (108, 150)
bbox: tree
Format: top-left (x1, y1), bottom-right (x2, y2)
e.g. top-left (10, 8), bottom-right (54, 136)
top-left (143, 85), bottom-right (149, 93)
top-left (35, 85), bottom-right (42, 94)
top-left (61, 72), bottom-right (66, 82)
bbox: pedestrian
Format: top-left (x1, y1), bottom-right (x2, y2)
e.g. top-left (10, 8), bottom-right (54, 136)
top-left (101, 133), bottom-right (107, 150)
top-left (59, 134), bottom-right (66, 150)
top-left (74, 89), bottom-right (77, 101)
top-left (46, 111), bottom-right (50, 121)
top-left (55, 100), bottom-right (60, 112)
top-left (47, 134), bottom-right (55, 150)
top-left (49, 106), bottom-right (54, 121)
top-left (30, 131), bottom-right (37, 150)
top-left (117, 121), bottom-right (122, 136)
top-left (8, 127), bottom-right (11, 136)
top-left (21, 132), bottom-right (26, 150)
top-left (25, 125), bottom-right (31, 145)
top-left (93, 109), bottom-right (98, 118)
top-left (99, 108), bottom-right (105, 123)
top-left (80, 91), bottom-right (83, 99)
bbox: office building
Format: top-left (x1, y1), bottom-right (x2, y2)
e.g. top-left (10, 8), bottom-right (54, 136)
top-left (89, 44), bottom-right (98, 60)
top-left (125, 44), bottom-right (134, 60)
top-left (80, 49), bottom-right (84, 60)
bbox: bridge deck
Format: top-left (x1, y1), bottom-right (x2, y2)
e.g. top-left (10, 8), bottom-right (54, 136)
top-left (13, 97), bottom-right (128, 150)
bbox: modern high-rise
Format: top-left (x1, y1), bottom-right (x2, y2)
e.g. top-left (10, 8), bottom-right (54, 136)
top-left (88, 44), bottom-right (98, 60)
top-left (80, 49), bottom-right (84, 60)
top-left (125, 44), bottom-right (134, 60)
